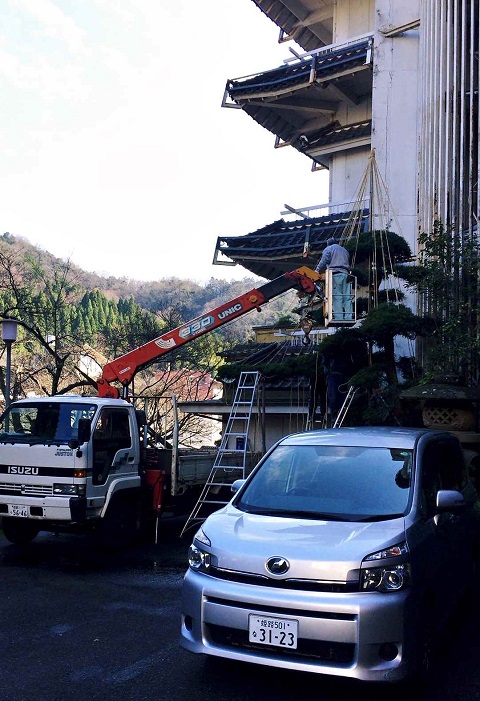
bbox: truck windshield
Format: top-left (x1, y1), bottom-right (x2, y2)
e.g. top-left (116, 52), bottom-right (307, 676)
top-left (235, 444), bottom-right (413, 521)
top-left (0, 402), bottom-right (96, 444)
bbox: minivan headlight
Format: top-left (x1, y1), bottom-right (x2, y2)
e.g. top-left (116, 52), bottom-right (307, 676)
top-left (361, 542), bottom-right (411, 592)
top-left (363, 542), bottom-right (409, 561)
top-left (194, 528), bottom-right (211, 547)
top-left (361, 563), bottom-right (411, 592)
top-left (188, 544), bottom-right (211, 573)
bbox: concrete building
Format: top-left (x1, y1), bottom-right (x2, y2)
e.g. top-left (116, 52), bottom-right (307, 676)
top-left (418, 0), bottom-right (478, 240)
top-left (183, 0), bottom-right (479, 453)
top-left (215, 0), bottom-right (478, 293)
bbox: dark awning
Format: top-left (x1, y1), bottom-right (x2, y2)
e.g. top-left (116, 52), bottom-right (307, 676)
top-left (250, 0), bottom-right (334, 53)
top-left (228, 40), bottom-right (372, 101)
top-left (298, 119), bottom-right (372, 167)
top-left (221, 341), bottom-right (317, 363)
top-left (213, 209), bottom-right (369, 279)
top-left (224, 38), bottom-right (373, 167)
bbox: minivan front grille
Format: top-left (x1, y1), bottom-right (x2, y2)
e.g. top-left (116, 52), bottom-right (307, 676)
top-left (205, 596), bottom-right (356, 621)
top-left (208, 565), bottom-right (359, 592)
top-left (207, 624), bottom-right (355, 665)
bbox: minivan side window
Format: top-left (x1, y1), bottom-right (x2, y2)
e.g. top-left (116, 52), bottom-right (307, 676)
top-left (433, 439), bottom-right (465, 491)
top-left (420, 439), bottom-right (466, 517)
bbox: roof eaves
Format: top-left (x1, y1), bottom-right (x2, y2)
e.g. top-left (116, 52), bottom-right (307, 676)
top-left (227, 39), bottom-right (372, 102)
top-left (250, 0), bottom-right (332, 52)
top-left (213, 209), bottom-right (369, 278)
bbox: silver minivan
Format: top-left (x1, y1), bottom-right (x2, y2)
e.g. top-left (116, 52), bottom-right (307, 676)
top-left (180, 427), bottom-right (479, 683)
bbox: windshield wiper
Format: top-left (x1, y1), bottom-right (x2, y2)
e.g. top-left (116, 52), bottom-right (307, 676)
top-left (27, 439), bottom-right (67, 446)
top-left (356, 513), bottom-right (404, 522)
top-left (238, 505), bottom-right (354, 521)
top-left (287, 510), bottom-right (354, 521)
top-left (0, 435), bottom-right (32, 444)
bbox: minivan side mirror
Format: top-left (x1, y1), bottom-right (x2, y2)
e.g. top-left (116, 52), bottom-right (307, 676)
top-left (231, 479), bottom-right (246, 494)
top-left (435, 489), bottom-right (465, 523)
top-left (436, 489), bottom-right (465, 513)
top-left (434, 489), bottom-right (465, 526)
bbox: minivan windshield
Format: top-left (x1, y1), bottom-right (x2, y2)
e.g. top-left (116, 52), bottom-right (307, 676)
top-left (235, 444), bottom-right (413, 521)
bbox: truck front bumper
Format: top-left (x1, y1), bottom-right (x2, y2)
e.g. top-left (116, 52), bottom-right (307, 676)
top-left (0, 495), bottom-right (87, 522)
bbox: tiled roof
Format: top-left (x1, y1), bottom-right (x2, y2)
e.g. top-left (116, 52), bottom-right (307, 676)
top-left (305, 120), bottom-right (372, 148)
top-left (219, 341), bottom-right (318, 391)
top-left (228, 39), bottom-right (372, 100)
top-left (262, 376), bottom-right (311, 390)
top-left (299, 120), bottom-right (372, 167)
top-left (251, 0), bottom-right (330, 53)
top-left (221, 341), bottom-right (317, 362)
top-left (224, 38), bottom-right (373, 166)
top-left (213, 209), bottom-right (369, 279)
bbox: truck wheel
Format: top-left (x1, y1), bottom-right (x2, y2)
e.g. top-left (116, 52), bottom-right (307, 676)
top-left (2, 518), bottom-right (40, 545)
top-left (98, 494), bottom-right (138, 551)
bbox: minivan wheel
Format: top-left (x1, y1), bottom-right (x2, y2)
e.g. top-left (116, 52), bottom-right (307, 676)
top-left (2, 518), bottom-right (40, 545)
top-left (461, 548), bottom-right (479, 610)
top-left (414, 606), bottom-right (436, 688)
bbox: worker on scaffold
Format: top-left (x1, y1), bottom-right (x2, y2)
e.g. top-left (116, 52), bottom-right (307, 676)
top-left (315, 238), bottom-right (353, 320)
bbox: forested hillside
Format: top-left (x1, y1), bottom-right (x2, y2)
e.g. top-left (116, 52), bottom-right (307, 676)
top-left (0, 232), bottom-right (300, 403)
top-left (1, 232), bottom-right (296, 327)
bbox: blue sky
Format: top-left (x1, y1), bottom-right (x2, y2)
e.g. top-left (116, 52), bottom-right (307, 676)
top-left (0, 0), bottom-right (328, 283)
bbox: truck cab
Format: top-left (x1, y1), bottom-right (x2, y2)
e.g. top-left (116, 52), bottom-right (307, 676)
top-left (0, 395), bottom-right (142, 545)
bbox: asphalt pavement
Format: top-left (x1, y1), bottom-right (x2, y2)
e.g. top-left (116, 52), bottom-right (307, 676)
top-left (1, 519), bottom-right (480, 701)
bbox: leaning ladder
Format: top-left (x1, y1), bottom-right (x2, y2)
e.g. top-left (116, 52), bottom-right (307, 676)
top-left (180, 371), bottom-right (261, 537)
top-left (333, 386), bottom-right (357, 427)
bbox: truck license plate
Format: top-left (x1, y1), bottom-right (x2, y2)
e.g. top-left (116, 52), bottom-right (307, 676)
top-left (248, 615), bottom-right (298, 649)
top-left (8, 504), bottom-right (28, 518)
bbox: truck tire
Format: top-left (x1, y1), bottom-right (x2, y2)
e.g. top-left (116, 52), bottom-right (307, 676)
top-left (2, 518), bottom-right (40, 545)
top-left (97, 493), bottom-right (138, 551)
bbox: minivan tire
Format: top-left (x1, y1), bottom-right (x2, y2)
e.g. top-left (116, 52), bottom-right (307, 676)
top-left (409, 603), bottom-right (436, 690)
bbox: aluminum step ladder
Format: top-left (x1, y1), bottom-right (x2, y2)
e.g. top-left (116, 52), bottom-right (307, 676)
top-left (180, 371), bottom-right (261, 537)
top-left (333, 386), bottom-right (357, 427)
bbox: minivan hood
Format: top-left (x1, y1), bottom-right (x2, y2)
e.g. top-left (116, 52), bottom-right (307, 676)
top-left (201, 505), bottom-right (406, 583)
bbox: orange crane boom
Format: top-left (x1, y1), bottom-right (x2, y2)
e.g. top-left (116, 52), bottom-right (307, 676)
top-left (97, 266), bottom-right (320, 398)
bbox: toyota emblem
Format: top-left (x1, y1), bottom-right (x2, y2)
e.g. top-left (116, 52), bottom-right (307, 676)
top-left (266, 556), bottom-right (290, 576)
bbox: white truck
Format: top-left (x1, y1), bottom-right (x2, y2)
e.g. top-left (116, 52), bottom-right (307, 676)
top-left (0, 266), bottom-right (320, 547)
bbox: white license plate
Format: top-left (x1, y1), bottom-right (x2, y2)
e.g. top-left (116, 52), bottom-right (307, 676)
top-left (248, 615), bottom-right (298, 649)
top-left (7, 505), bottom-right (28, 518)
